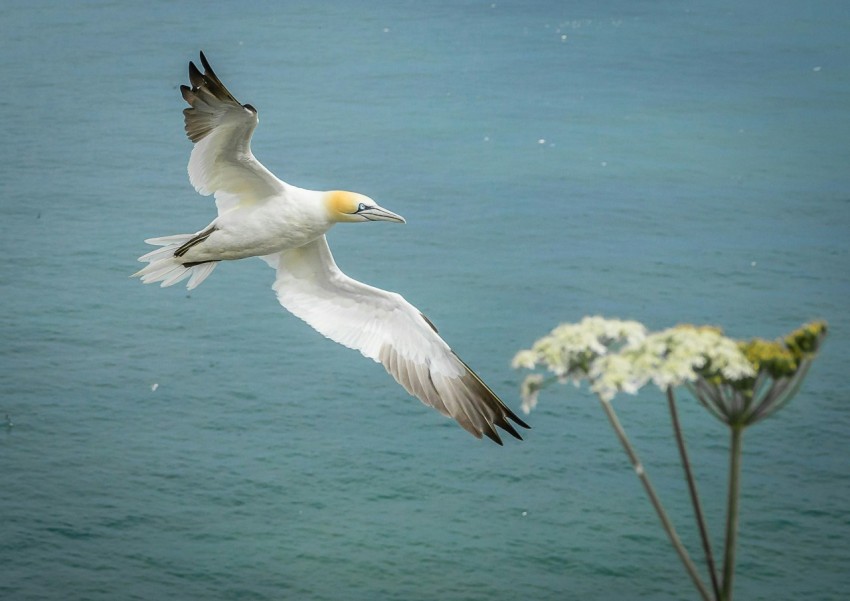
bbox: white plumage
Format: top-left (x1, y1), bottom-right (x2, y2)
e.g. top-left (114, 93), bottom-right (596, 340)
top-left (135, 52), bottom-right (528, 444)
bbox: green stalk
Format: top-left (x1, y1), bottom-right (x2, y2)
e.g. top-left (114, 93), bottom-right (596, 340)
top-left (721, 424), bottom-right (744, 600)
top-left (667, 388), bottom-right (721, 600)
top-left (598, 398), bottom-right (713, 601)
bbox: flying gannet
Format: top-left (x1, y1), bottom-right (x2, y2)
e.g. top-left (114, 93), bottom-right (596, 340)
top-left (134, 52), bottom-right (529, 444)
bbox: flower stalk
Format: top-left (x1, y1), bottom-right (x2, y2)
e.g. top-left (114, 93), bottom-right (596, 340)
top-left (667, 387), bottom-right (721, 600)
top-left (721, 424), bottom-right (744, 601)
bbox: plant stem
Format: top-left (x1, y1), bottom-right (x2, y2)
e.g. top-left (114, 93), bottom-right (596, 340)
top-left (598, 398), bottom-right (713, 601)
top-left (721, 424), bottom-right (744, 601)
top-left (667, 388), bottom-right (721, 600)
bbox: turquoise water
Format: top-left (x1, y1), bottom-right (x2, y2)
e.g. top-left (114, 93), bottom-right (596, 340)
top-left (2, 1), bottom-right (849, 599)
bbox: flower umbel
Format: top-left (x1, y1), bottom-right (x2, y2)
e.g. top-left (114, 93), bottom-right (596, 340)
top-left (513, 318), bottom-right (826, 421)
top-left (510, 316), bottom-right (647, 387)
top-left (513, 318), bottom-right (759, 405)
top-left (690, 320), bottom-right (827, 426)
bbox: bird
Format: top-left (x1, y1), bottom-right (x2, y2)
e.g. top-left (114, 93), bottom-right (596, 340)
top-left (134, 52), bottom-right (529, 444)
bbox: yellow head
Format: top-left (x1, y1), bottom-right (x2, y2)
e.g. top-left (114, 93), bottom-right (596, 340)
top-left (325, 190), bottom-right (406, 224)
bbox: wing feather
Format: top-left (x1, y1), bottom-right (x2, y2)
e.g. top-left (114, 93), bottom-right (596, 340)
top-left (265, 237), bottom-right (529, 443)
top-left (181, 52), bottom-right (284, 214)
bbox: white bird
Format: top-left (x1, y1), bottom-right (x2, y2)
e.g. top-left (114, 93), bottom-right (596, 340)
top-left (135, 52), bottom-right (529, 444)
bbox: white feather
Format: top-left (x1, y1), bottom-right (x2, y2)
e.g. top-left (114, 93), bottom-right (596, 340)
top-left (265, 237), bottom-right (527, 442)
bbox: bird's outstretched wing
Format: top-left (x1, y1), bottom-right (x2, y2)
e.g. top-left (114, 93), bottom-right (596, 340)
top-left (262, 237), bottom-right (530, 444)
top-left (180, 52), bottom-right (284, 214)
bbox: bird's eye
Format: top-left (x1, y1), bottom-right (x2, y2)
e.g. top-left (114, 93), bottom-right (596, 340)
top-left (357, 203), bottom-right (367, 212)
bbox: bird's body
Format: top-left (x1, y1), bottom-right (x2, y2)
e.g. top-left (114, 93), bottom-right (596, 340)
top-left (177, 184), bottom-right (330, 262)
top-left (135, 52), bottom-right (529, 444)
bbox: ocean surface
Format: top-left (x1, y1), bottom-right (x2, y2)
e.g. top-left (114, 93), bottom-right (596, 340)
top-left (1, 1), bottom-right (848, 599)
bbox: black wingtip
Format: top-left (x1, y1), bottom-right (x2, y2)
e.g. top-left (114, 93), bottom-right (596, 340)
top-left (199, 50), bottom-right (212, 73)
top-left (483, 428), bottom-right (504, 446)
top-left (188, 60), bottom-right (203, 87)
top-left (511, 412), bottom-right (531, 431)
top-left (489, 407), bottom-right (530, 444)
top-left (497, 418), bottom-right (523, 441)
top-left (501, 404), bottom-right (531, 431)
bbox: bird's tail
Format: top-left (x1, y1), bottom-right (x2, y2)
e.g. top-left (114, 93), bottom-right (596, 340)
top-left (133, 234), bottom-right (218, 290)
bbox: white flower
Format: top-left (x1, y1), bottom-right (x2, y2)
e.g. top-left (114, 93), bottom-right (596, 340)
top-left (513, 318), bottom-right (755, 409)
top-left (514, 316), bottom-right (647, 380)
top-left (520, 374), bottom-right (545, 414)
top-left (590, 353), bottom-right (646, 402)
top-left (614, 325), bottom-right (755, 392)
top-left (511, 349), bottom-right (538, 370)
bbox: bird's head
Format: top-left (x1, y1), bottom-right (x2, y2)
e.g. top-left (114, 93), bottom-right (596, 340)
top-left (325, 190), bottom-right (406, 224)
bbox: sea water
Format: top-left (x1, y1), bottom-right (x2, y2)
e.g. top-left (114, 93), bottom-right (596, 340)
top-left (1, 1), bottom-right (848, 599)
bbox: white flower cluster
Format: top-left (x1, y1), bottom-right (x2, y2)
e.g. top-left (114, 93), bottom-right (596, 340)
top-left (590, 326), bottom-right (755, 402)
top-left (513, 317), bottom-right (756, 409)
top-left (512, 316), bottom-right (646, 411)
top-left (512, 316), bottom-right (646, 375)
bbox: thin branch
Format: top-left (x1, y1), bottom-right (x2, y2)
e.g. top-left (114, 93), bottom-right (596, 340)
top-left (719, 383), bottom-right (741, 420)
top-left (740, 371), bottom-right (770, 423)
top-left (598, 398), bottom-right (713, 601)
top-left (667, 388), bottom-right (721, 600)
top-left (750, 375), bottom-right (790, 419)
top-left (691, 380), bottom-right (730, 424)
top-left (750, 371), bottom-right (770, 406)
top-left (757, 360), bottom-right (812, 422)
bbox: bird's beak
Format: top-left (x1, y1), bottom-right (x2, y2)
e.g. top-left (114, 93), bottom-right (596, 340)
top-left (361, 205), bottom-right (406, 223)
